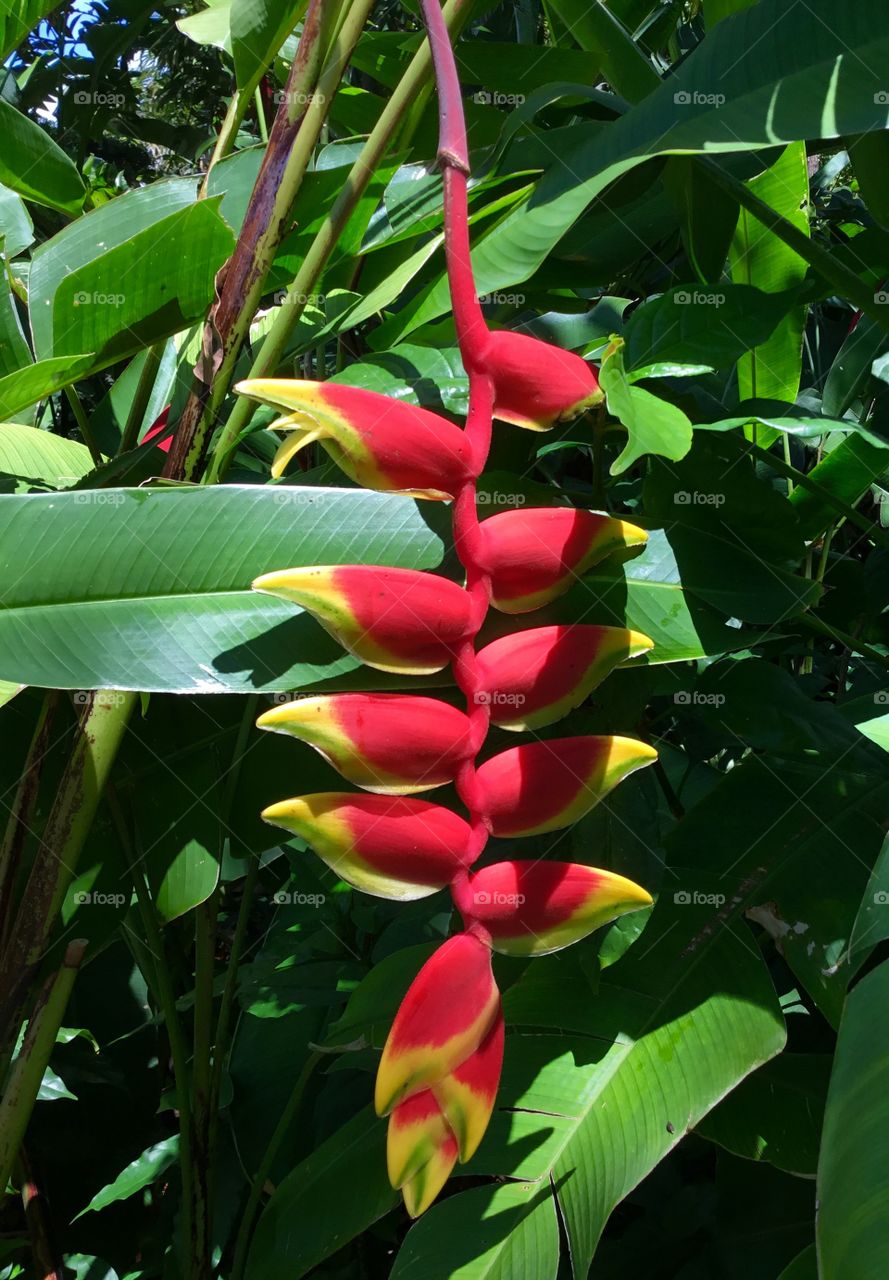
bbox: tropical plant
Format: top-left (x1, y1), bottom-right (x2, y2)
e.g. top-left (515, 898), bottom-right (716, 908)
top-left (1, 1), bottom-right (889, 1278)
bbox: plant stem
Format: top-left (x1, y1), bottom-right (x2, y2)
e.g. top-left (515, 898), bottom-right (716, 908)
top-left (800, 614), bottom-right (889, 671)
top-left (118, 343), bottom-right (164, 456)
top-left (229, 1052), bottom-right (321, 1280)
top-left (703, 159), bottom-right (889, 332)
top-left (163, 0), bottom-right (363, 483)
top-left (0, 940), bottom-right (86, 1193)
top-left (192, 892), bottom-right (218, 1279)
top-left (63, 385), bottom-right (103, 467)
top-left (205, 0), bottom-right (473, 481)
top-left (254, 85), bottom-right (269, 144)
top-left (0, 692), bottom-right (135, 1061)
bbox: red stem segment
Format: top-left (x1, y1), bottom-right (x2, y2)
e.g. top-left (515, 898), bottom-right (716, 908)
top-left (420, 0), bottom-right (495, 925)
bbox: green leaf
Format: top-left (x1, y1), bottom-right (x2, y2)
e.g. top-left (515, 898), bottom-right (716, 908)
top-left (0, 181), bottom-right (34, 259)
top-left (0, 356), bottom-right (96, 420)
top-left (788, 434), bottom-right (889, 540)
top-left (0, 3), bottom-right (63, 62)
top-left (0, 486), bottom-right (450, 693)
top-left (663, 156), bottom-right (740, 284)
top-left (177, 0), bottom-right (233, 54)
top-left (852, 130), bottom-right (889, 231)
top-left (696, 1054), bottom-right (830, 1175)
top-left (729, 143), bottom-right (810, 411)
top-left (817, 957), bottom-right (889, 1279)
top-left (600, 345), bottom-right (693, 474)
top-left (400, 0), bottom-right (889, 332)
top-left (0, 424), bottom-right (93, 492)
top-left (231, 0), bottom-right (306, 89)
top-left (0, 277), bottom-right (31, 381)
top-left (74, 1138), bottom-right (179, 1218)
top-left (38, 1064), bottom-right (77, 1102)
top-left (544, 0), bottom-right (659, 102)
top-left (0, 99), bottom-right (84, 216)
top-left (246, 1108), bottom-right (397, 1280)
top-left (623, 284), bottom-right (794, 371)
top-left (29, 177), bottom-right (197, 360)
top-left (390, 1184), bottom-right (559, 1280)
top-left (52, 200), bottom-right (235, 367)
top-left (848, 835), bottom-right (889, 974)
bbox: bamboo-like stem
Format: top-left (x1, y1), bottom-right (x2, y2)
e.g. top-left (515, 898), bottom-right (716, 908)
top-left (229, 1052), bottom-right (321, 1280)
top-left (0, 692), bottom-right (135, 1060)
top-left (63, 385), bottom-right (103, 467)
top-left (0, 694), bottom-right (60, 955)
top-left (0, 940), bottom-right (86, 1193)
top-left (703, 158), bottom-right (889, 332)
top-left (118, 343), bottom-right (164, 456)
top-left (163, 0), bottom-right (366, 483)
top-left (205, 0), bottom-right (472, 482)
top-left (254, 85), bottom-right (269, 144)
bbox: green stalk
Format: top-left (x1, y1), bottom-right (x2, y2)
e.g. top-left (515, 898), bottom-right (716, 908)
top-left (205, 0), bottom-right (472, 482)
top-left (229, 1052), bottom-right (321, 1280)
top-left (118, 343), bottom-right (164, 457)
top-left (0, 940), bottom-right (86, 1193)
top-left (191, 893), bottom-right (218, 1278)
top-left (800, 614), bottom-right (889, 671)
top-left (202, 93), bottom-right (248, 194)
top-left (0, 692), bottom-right (135, 1057)
top-left (254, 85), bottom-right (269, 145)
top-left (163, 0), bottom-right (363, 483)
top-left (703, 158), bottom-right (889, 332)
top-left (63, 385), bottom-right (103, 467)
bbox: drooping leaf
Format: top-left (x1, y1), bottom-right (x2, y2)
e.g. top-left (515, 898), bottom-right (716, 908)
top-left (0, 99), bottom-right (84, 215)
top-left (74, 1138), bottom-right (180, 1218)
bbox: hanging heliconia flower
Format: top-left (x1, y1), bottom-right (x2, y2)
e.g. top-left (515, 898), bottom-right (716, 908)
top-left (240, 0), bottom-right (658, 1219)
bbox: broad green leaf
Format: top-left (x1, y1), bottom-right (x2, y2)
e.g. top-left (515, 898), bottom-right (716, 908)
top-left (788, 435), bottom-right (889, 540)
top-left (0, 99), bottom-right (84, 215)
top-left (817, 957), bottom-right (889, 1279)
top-left (460, 912), bottom-right (785, 1276)
top-left (0, 277), bottom-right (30, 379)
top-left (600, 345), bottom-right (693, 474)
top-left (0, 3), bottom-right (62, 63)
top-left (390, 1184), bottom-right (559, 1280)
top-left (696, 1053), bottom-right (830, 1175)
top-left (177, 0), bottom-right (233, 54)
top-left (246, 1108), bottom-right (397, 1280)
top-left (52, 201), bottom-right (235, 367)
top-left (0, 181), bottom-right (34, 258)
top-left (663, 156), bottom-right (740, 284)
top-left (848, 835), bottom-right (889, 974)
top-left (0, 355), bottom-right (95, 420)
top-left (29, 176), bottom-right (197, 359)
top-left (0, 678), bottom-right (22, 708)
top-left (0, 486), bottom-right (450, 693)
top-left (0, 423), bottom-right (93, 491)
top-left (74, 1138), bottom-right (179, 1218)
top-left (729, 143), bottom-right (810, 411)
top-left (231, 0), bottom-right (306, 90)
top-left (852, 130), bottom-right (889, 231)
top-left (544, 0), bottom-right (659, 102)
top-left (395, 0), bottom-right (889, 334)
top-left (623, 284), bottom-right (793, 371)
top-left (822, 317), bottom-right (888, 419)
top-left (38, 1064), bottom-right (76, 1102)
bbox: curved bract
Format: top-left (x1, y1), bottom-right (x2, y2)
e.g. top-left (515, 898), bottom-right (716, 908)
top-left (239, 0), bottom-right (657, 1218)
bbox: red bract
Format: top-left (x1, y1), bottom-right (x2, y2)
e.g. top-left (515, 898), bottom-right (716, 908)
top-left (253, 0), bottom-right (657, 1217)
top-left (458, 860), bottom-right (652, 955)
top-left (261, 792), bottom-right (475, 900)
top-left (237, 378), bottom-right (474, 498)
top-left (257, 693), bottom-right (471, 793)
top-left (481, 329), bottom-right (603, 431)
top-left (477, 507), bottom-right (648, 613)
top-left (475, 625), bottom-right (654, 730)
top-left (253, 565), bottom-right (474, 673)
top-left (477, 735), bottom-right (658, 836)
